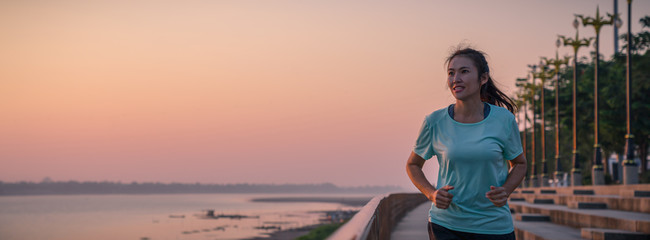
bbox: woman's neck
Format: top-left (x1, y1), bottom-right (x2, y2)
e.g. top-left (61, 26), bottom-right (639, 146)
top-left (454, 99), bottom-right (484, 123)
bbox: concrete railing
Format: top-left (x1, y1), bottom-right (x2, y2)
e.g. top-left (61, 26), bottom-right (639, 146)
top-left (327, 192), bottom-right (427, 240)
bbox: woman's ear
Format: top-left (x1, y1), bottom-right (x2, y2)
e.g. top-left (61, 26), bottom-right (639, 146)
top-left (480, 72), bottom-right (489, 85)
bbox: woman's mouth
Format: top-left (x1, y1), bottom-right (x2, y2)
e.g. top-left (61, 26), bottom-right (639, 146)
top-left (453, 86), bottom-right (465, 93)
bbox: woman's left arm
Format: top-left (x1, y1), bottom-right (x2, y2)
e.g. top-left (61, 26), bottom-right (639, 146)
top-left (486, 153), bottom-right (527, 207)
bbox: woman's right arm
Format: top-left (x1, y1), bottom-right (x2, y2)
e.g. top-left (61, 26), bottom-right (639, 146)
top-left (406, 151), bottom-right (454, 209)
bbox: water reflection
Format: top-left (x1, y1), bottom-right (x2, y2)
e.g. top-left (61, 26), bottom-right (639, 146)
top-left (0, 193), bottom-right (367, 240)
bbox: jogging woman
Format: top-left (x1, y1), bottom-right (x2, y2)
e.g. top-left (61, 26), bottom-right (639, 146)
top-left (406, 47), bottom-right (527, 240)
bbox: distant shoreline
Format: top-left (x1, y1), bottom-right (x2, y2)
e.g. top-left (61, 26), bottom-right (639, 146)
top-left (0, 192), bottom-right (379, 197)
top-left (0, 181), bottom-right (402, 196)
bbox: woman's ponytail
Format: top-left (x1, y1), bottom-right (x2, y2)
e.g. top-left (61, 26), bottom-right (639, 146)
top-left (481, 76), bottom-right (516, 113)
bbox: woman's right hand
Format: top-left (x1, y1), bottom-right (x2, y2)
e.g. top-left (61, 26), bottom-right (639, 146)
top-left (406, 152), bottom-right (454, 209)
top-left (429, 185), bottom-right (454, 209)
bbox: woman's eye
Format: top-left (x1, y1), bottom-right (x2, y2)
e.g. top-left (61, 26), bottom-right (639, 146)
top-left (461, 70), bottom-right (469, 73)
top-left (448, 72), bottom-right (454, 76)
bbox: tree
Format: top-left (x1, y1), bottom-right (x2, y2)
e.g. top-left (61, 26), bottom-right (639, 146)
top-left (621, 16), bottom-right (650, 55)
top-left (513, 15), bottom-right (650, 183)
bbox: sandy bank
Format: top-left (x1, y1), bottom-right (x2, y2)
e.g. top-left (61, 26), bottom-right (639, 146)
top-left (250, 196), bottom-right (372, 207)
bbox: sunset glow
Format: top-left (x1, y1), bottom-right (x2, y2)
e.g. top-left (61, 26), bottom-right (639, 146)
top-left (2, 0), bottom-right (648, 189)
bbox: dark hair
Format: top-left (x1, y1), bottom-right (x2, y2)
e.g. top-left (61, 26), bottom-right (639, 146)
top-left (445, 47), bottom-right (517, 113)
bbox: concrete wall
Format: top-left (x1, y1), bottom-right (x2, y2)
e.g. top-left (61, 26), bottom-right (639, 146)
top-left (328, 192), bottom-right (427, 240)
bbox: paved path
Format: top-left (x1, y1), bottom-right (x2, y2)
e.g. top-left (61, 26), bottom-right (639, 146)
top-left (391, 202), bottom-right (431, 239)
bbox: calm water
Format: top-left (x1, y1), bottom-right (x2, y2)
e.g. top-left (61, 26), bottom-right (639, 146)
top-left (0, 193), bottom-right (367, 240)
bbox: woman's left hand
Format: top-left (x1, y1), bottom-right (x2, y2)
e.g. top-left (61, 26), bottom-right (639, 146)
top-left (485, 186), bottom-right (508, 207)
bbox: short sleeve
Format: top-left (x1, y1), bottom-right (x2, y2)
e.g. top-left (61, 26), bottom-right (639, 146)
top-left (503, 115), bottom-right (523, 160)
top-left (414, 118), bottom-right (435, 160)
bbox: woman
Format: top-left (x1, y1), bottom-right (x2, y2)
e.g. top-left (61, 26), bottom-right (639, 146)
top-left (406, 47), bottom-right (527, 240)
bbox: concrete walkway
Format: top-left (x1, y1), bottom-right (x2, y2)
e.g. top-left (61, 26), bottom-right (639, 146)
top-left (391, 202), bottom-right (431, 239)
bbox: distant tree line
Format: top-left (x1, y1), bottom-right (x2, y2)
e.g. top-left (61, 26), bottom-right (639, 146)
top-left (0, 180), bottom-right (403, 196)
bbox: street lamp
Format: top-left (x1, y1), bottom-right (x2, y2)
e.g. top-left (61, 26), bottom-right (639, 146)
top-left (534, 60), bottom-right (552, 187)
top-left (527, 64), bottom-right (538, 187)
top-left (559, 18), bottom-right (593, 186)
top-left (623, 0), bottom-right (638, 184)
top-left (515, 95), bottom-right (524, 187)
top-left (516, 77), bottom-right (529, 186)
top-left (543, 40), bottom-right (571, 187)
top-left (576, 6), bottom-right (620, 185)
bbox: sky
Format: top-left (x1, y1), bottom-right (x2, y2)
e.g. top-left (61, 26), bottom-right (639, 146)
top-left (1, 0), bottom-right (649, 190)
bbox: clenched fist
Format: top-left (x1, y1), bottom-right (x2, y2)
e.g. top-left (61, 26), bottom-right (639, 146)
top-left (428, 185), bottom-right (454, 209)
top-left (486, 186), bottom-right (508, 207)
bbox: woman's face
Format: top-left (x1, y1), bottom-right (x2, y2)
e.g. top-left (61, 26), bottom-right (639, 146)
top-left (447, 56), bottom-right (487, 101)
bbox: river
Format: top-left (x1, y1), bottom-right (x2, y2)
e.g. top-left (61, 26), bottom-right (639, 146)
top-left (0, 193), bottom-right (370, 240)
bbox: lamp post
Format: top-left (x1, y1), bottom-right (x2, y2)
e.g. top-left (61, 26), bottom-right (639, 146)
top-left (515, 99), bottom-right (524, 188)
top-left (543, 40), bottom-right (571, 187)
top-left (614, 0), bottom-right (620, 54)
top-left (576, 6), bottom-right (620, 185)
top-left (527, 64), bottom-right (538, 187)
top-left (516, 77), bottom-right (529, 187)
top-left (559, 19), bottom-right (593, 186)
top-left (534, 61), bottom-right (552, 187)
top-left (622, 0), bottom-right (638, 184)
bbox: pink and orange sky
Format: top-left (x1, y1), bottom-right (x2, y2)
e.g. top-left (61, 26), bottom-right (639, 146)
top-left (1, 1), bottom-right (649, 189)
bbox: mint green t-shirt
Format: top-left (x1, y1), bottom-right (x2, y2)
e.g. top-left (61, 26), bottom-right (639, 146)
top-left (414, 103), bottom-right (522, 235)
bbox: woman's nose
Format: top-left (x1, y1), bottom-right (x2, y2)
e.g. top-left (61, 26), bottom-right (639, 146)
top-left (452, 74), bottom-right (461, 83)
